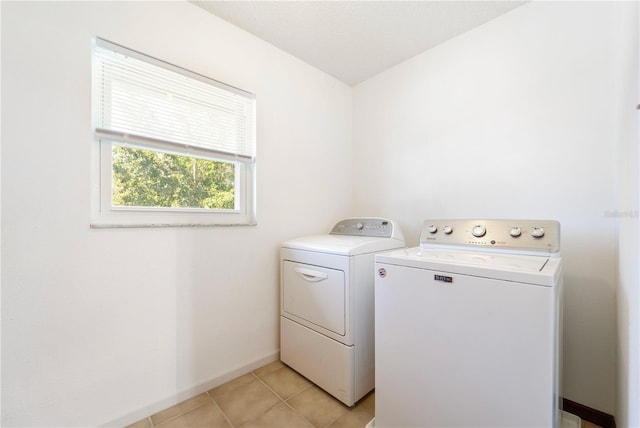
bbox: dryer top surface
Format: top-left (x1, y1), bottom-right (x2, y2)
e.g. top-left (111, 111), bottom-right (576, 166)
top-left (282, 234), bottom-right (406, 256)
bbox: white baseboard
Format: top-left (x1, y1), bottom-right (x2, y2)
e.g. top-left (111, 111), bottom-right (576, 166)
top-left (102, 350), bottom-right (280, 427)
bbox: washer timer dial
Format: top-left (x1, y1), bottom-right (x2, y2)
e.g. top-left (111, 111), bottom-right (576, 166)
top-left (531, 227), bottom-right (545, 238)
top-left (510, 227), bottom-right (522, 237)
top-left (471, 225), bottom-right (487, 238)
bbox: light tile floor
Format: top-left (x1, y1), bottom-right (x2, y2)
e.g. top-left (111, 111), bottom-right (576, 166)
top-left (127, 360), bottom-right (374, 428)
top-left (127, 360), bottom-right (604, 428)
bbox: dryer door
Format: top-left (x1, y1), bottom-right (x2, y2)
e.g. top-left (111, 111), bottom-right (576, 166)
top-left (282, 261), bottom-right (345, 335)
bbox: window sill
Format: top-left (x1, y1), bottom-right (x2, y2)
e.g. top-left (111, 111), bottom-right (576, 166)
top-left (90, 222), bottom-right (257, 229)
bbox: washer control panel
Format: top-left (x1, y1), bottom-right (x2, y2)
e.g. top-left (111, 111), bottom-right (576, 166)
top-left (420, 219), bottom-right (560, 253)
top-left (330, 218), bottom-right (396, 238)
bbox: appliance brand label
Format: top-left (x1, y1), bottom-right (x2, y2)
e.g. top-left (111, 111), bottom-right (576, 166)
top-left (434, 274), bottom-right (453, 283)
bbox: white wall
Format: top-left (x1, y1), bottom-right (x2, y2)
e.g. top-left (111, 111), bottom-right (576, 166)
top-left (1, 2), bottom-right (352, 426)
top-left (353, 1), bottom-right (632, 417)
top-left (3, 1), bottom-right (638, 426)
top-left (615, 3), bottom-right (640, 427)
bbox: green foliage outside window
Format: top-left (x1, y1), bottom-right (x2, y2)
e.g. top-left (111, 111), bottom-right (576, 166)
top-left (112, 146), bottom-right (235, 209)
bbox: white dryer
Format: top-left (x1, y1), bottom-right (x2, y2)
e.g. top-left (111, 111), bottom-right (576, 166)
top-left (280, 218), bottom-right (405, 406)
top-left (374, 219), bottom-right (563, 427)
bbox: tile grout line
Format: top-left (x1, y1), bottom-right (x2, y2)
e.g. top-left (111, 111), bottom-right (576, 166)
top-left (317, 397), bottom-right (353, 428)
top-left (320, 389), bottom-right (374, 428)
top-left (151, 397), bottom-right (213, 428)
top-left (249, 370), bottom-right (286, 402)
top-left (320, 411), bottom-right (347, 428)
top-left (283, 381), bottom-right (314, 403)
top-left (250, 369), bottom-right (317, 428)
top-left (281, 384), bottom-right (317, 428)
top-left (229, 370), bottom-right (287, 428)
top-left (206, 389), bottom-right (236, 428)
top-left (231, 372), bottom-right (278, 428)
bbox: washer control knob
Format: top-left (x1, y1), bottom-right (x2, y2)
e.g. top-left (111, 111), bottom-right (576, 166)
top-left (531, 227), bottom-right (545, 238)
top-left (427, 224), bottom-right (438, 234)
top-left (443, 225), bottom-right (453, 235)
top-left (510, 227), bottom-right (522, 237)
top-left (356, 222), bottom-right (364, 230)
top-left (471, 225), bottom-right (486, 238)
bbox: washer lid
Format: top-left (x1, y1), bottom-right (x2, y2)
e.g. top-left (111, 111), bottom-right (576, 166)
top-left (376, 247), bottom-right (561, 287)
top-left (282, 234), bottom-right (406, 256)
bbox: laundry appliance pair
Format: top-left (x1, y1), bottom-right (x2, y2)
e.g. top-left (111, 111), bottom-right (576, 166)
top-left (280, 218), bottom-right (564, 428)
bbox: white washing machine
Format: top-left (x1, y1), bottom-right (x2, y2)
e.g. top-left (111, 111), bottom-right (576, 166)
top-left (374, 219), bottom-right (563, 427)
top-left (280, 218), bottom-right (405, 406)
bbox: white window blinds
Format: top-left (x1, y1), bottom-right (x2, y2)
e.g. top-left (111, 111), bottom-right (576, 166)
top-left (92, 38), bottom-right (256, 163)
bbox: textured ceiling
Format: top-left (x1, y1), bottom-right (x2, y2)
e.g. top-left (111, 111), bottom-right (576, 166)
top-left (192, 1), bottom-right (526, 86)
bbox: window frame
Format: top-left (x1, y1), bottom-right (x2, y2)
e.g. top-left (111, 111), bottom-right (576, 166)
top-left (90, 38), bottom-right (256, 228)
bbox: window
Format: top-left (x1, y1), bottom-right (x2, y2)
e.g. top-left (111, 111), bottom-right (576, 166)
top-left (91, 38), bottom-right (256, 227)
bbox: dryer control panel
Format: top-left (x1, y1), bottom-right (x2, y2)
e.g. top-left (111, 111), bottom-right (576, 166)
top-left (330, 218), bottom-right (397, 238)
top-left (419, 219), bottom-right (560, 253)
